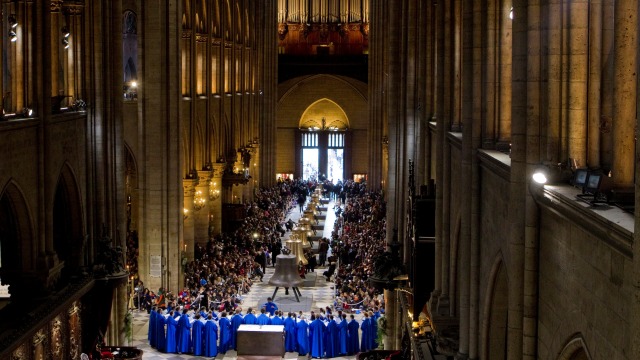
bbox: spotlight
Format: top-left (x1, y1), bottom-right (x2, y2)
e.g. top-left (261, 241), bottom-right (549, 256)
top-left (62, 38), bottom-right (69, 49)
top-left (8, 14), bottom-right (17, 28)
top-left (9, 30), bottom-right (17, 42)
top-left (532, 169), bottom-right (548, 184)
top-left (61, 26), bottom-right (70, 38)
top-left (130, 81), bottom-right (137, 88)
top-left (21, 107), bottom-right (33, 117)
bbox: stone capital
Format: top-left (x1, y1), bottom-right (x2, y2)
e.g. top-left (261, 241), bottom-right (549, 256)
top-left (211, 163), bottom-right (226, 179)
top-left (197, 170), bottom-right (212, 184)
top-left (183, 179), bottom-right (198, 197)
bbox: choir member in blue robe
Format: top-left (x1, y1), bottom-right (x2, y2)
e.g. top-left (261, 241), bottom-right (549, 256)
top-left (372, 307), bottom-right (381, 322)
top-left (191, 315), bottom-right (205, 355)
top-left (230, 308), bottom-right (244, 350)
top-left (257, 308), bottom-right (271, 325)
top-left (370, 312), bottom-right (379, 350)
top-left (203, 315), bottom-right (219, 357)
top-left (218, 311), bottom-right (232, 353)
top-left (271, 311), bottom-right (284, 325)
top-left (283, 312), bottom-right (298, 352)
top-left (347, 315), bottom-right (360, 355)
top-left (165, 311), bottom-right (178, 353)
top-left (155, 309), bottom-right (166, 352)
top-left (243, 308), bottom-right (257, 324)
top-left (176, 309), bottom-right (192, 354)
top-left (149, 307), bottom-right (157, 347)
top-left (360, 313), bottom-right (371, 352)
top-left (296, 316), bottom-right (310, 356)
top-left (326, 316), bottom-right (339, 358)
top-left (338, 314), bottom-right (348, 355)
top-left (263, 297), bottom-right (279, 316)
top-left (309, 315), bottom-right (327, 358)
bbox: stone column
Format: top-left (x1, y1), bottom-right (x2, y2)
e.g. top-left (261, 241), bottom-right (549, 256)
top-left (209, 163), bottom-right (225, 236)
top-left (383, 288), bottom-right (397, 350)
top-left (182, 179), bottom-right (197, 289)
top-left (195, 171), bottom-right (212, 246)
top-left (587, 0), bottom-right (603, 168)
top-left (612, 0), bottom-right (637, 187)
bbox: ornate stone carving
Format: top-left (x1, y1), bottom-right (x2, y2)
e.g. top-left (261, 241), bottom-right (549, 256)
top-left (182, 30), bottom-right (192, 39)
top-left (51, 0), bottom-right (63, 12)
top-left (51, 316), bottom-right (63, 358)
top-left (11, 344), bottom-right (27, 360)
top-left (196, 33), bottom-right (208, 42)
top-left (278, 23), bottom-right (288, 40)
top-left (360, 22), bottom-right (370, 38)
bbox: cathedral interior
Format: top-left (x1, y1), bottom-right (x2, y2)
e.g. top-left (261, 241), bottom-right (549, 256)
top-left (1, 0), bottom-right (639, 359)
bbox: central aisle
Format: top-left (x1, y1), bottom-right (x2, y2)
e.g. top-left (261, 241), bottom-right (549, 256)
top-left (131, 198), bottom-right (358, 359)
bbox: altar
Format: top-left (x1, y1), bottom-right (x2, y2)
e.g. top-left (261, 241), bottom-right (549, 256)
top-left (237, 324), bottom-right (285, 357)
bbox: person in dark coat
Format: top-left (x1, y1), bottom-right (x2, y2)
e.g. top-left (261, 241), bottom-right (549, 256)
top-left (203, 315), bottom-right (218, 357)
top-left (284, 312), bottom-right (298, 352)
top-left (191, 315), bottom-right (204, 356)
top-left (347, 314), bottom-right (360, 355)
top-left (296, 316), bottom-right (310, 356)
top-left (309, 315), bottom-right (327, 358)
top-left (218, 312), bottom-right (232, 353)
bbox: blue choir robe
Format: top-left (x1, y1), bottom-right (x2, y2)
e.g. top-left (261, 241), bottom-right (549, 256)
top-left (218, 317), bottom-right (232, 353)
top-left (326, 320), bottom-right (339, 358)
top-left (155, 314), bottom-right (166, 352)
top-left (283, 317), bottom-right (297, 352)
top-left (149, 311), bottom-right (156, 347)
top-left (296, 320), bottom-right (310, 356)
top-left (192, 320), bottom-right (204, 355)
top-left (165, 315), bottom-right (178, 353)
top-left (243, 312), bottom-right (257, 324)
top-left (271, 316), bottom-right (284, 326)
top-left (176, 313), bottom-right (192, 353)
top-left (230, 313), bottom-right (244, 350)
top-left (370, 317), bottom-right (379, 350)
top-left (257, 313), bottom-right (271, 325)
top-left (203, 320), bottom-right (219, 357)
top-left (338, 319), bottom-right (348, 355)
top-left (347, 319), bottom-right (360, 355)
top-left (309, 319), bottom-right (327, 358)
top-left (360, 318), bottom-right (371, 352)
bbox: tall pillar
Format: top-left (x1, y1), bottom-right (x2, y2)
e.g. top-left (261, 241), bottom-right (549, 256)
top-left (587, 0), bottom-right (603, 168)
top-left (195, 170), bottom-right (213, 246)
top-left (383, 288), bottom-right (396, 350)
top-left (210, 163), bottom-right (225, 236)
top-left (182, 178), bottom-right (197, 289)
top-left (611, 0), bottom-right (637, 187)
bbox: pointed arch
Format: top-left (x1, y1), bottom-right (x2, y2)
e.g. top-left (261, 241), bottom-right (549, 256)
top-left (299, 98), bottom-right (351, 130)
top-left (557, 334), bottom-right (593, 360)
top-left (53, 163), bottom-right (85, 273)
top-left (481, 252), bottom-right (509, 360)
top-left (0, 179), bottom-right (35, 275)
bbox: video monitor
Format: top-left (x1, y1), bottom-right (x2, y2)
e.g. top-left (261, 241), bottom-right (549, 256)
top-left (573, 169), bottom-right (588, 188)
top-left (584, 173), bottom-right (602, 194)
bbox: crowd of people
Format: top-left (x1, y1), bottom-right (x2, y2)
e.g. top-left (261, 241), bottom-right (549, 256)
top-left (330, 182), bottom-right (387, 313)
top-left (141, 178), bottom-right (390, 357)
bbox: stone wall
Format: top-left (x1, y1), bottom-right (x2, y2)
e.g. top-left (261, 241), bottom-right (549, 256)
top-left (276, 74), bottom-right (368, 180)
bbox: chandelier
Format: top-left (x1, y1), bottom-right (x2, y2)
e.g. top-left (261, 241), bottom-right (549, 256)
top-left (193, 190), bottom-right (206, 211)
top-left (209, 181), bottom-right (220, 201)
